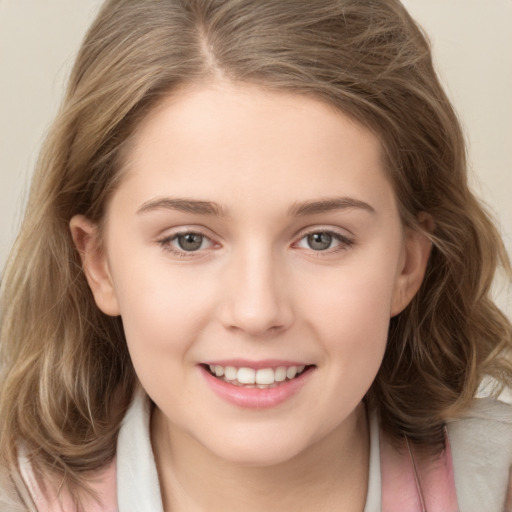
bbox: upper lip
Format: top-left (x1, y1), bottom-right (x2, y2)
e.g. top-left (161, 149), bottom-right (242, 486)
top-left (201, 359), bottom-right (312, 369)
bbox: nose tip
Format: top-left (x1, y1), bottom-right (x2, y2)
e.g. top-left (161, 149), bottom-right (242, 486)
top-left (225, 301), bottom-right (290, 337)
top-left (218, 256), bottom-right (293, 337)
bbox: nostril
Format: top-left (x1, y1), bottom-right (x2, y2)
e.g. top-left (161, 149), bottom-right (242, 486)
top-left (217, 277), bottom-right (294, 336)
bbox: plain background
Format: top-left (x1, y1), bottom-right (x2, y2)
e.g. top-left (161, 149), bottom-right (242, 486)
top-left (0, 0), bottom-right (511, 319)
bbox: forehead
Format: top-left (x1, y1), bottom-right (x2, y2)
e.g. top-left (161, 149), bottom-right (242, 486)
top-left (113, 80), bottom-right (396, 218)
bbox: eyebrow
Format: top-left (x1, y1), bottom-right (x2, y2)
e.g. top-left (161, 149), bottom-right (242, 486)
top-left (287, 197), bottom-right (376, 216)
top-left (137, 197), bottom-right (227, 217)
top-left (136, 195), bottom-right (375, 217)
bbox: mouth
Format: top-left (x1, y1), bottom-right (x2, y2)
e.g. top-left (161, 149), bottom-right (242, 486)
top-left (202, 363), bottom-right (314, 389)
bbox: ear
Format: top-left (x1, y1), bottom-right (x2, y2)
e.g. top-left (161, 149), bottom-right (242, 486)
top-left (390, 213), bottom-right (433, 317)
top-left (69, 215), bottom-right (121, 316)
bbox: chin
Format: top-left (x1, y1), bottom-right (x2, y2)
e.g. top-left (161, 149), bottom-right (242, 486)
top-left (201, 429), bottom-right (312, 467)
top-left (216, 447), bottom-right (305, 468)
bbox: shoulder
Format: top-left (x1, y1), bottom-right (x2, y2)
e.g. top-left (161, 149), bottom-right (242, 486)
top-left (0, 463), bottom-right (36, 512)
top-left (447, 397), bottom-right (512, 512)
top-left (16, 447), bottom-right (118, 512)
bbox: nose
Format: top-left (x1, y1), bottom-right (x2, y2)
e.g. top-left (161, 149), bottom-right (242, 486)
top-left (217, 246), bottom-right (294, 337)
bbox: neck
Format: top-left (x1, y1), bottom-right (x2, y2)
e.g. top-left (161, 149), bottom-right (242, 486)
top-left (151, 403), bottom-right (370, 512)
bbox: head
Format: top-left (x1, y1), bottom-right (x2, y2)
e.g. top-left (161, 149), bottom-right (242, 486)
top-left (1, 0), bottom-right (511, 490)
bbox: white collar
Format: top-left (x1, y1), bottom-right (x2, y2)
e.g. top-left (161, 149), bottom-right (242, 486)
top-left (364, 408), bottom-right (381, 512)
top-left (116, 387), bottom-right (164, 512)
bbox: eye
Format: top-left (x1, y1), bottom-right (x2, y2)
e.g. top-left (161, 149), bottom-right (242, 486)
top-left (158, 231), bottom-right (216, 256)
top-left (175, 233), bottom-right (207, 251)
top-left (295, 230), bottom-right (353, 252)
top-left (305, 232), bottom-right (334, 251)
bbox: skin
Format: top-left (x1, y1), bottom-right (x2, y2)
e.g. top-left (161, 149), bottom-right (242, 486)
top-left (71, 80), bottom-right (431, 511)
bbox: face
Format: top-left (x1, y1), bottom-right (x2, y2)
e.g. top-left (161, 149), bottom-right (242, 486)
top-left (72, 81), bottom-right (430, 466)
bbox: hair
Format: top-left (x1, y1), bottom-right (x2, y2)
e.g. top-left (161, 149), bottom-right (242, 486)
top-left (1, 0), bottom-right (511, 502)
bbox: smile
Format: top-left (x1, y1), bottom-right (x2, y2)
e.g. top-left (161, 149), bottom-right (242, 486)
top-left (200, 362), bottom-right (315, 408)
top-left (206, 364), bottom-right (309, 388)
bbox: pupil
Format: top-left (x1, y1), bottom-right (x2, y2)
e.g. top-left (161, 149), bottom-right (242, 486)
top-left (178, 233), bottom-right (203, 251)
top-left (308, 232), bottom-right (332, 251)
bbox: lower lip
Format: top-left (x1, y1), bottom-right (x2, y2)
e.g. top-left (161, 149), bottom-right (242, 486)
top-left (199, 366), bottom-right (313, 409)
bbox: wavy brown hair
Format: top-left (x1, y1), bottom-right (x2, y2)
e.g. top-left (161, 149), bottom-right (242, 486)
top-left (1, 0), bottom-right (511, 502)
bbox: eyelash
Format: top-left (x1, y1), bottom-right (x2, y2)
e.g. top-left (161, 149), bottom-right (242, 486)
top-left (157, 230), bottom-right (217, 258)
top-left (293, 229), bottom-right (355, 256)
top-left (156, 228), bottom-right (355, 258)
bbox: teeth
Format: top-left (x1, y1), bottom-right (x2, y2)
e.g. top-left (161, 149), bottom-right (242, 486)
top-left (255, 368), bottom-right (275, 385)
top-left (286, 366), bottom-right (298, 379)
top-left (275, 367), bottom-right (287, 382)
top-left (224, 366), bottom-right (237, 381)
top-left (207, 364), bottom-right (308, 386)
top-left (237, 367), bottom-right (256, 384)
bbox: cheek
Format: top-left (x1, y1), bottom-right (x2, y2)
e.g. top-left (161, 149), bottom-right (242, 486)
top-left (304, 255), bottom-right (398, 334)
top-left (304, 276), bottom-right (393, 428)
top-left (301, 249), bottom-right (400, 374)
top-left (316, 281), bottom-right (391, 374)
top-left (113, 268), bottom-right (206, 407)
top-left (107, 249), bottom-right (214, 372)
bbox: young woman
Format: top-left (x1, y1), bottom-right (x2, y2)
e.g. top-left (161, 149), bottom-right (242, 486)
top-left (1, 1), bottom-right (511, 510)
